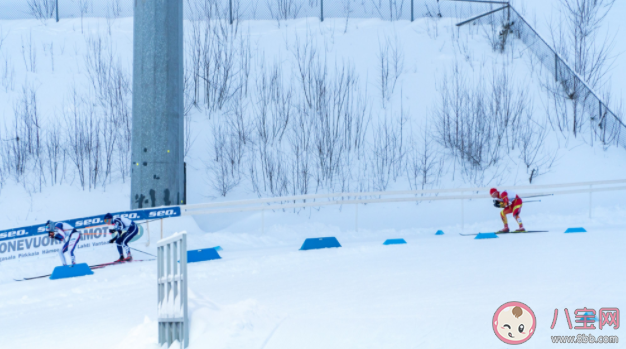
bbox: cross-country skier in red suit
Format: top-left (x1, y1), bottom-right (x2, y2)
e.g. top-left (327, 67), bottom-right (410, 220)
top-left (490, 188), bottom-right (525, 233)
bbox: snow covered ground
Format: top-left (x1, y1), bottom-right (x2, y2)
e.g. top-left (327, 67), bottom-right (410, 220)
top-left (1, 3), bottom-right (626, 348)
top-left (2, 209), bottom-right (625, 349)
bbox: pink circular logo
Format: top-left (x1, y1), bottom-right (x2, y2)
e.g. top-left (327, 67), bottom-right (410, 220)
top-left (493, 302), bottom-right (536, 345)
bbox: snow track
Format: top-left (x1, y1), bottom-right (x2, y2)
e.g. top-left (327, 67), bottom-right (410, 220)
top-left (1, 214), bottom-right (625, 348)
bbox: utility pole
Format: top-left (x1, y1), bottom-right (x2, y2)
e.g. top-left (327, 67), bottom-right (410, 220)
top-left (131, 0), bottom-right (184, 209)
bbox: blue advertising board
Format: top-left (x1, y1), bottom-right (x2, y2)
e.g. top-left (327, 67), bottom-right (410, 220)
top-left (0, 206), bottom-right (181, 262)
top-left (0, 206), bottom-right (181, 243)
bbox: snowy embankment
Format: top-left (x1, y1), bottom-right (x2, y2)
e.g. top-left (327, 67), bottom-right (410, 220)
top-left (0, 10), bottom-right (625, 349)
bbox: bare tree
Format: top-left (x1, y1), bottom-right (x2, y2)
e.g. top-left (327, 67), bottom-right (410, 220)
top-left (110, 0), bottom-right (122, 17)
top-left (0, 26), bottom-right (7, 52)
top-left (368, 0), bottom-right (384, 19)
top-left (208, 119), bottom-right (243, 196)
top-left (183, 69), bottom-right (197, 159)
top-left (378, 38), bottom-right (391, 107)
top-left (21, 33), bottom-right (37, 73)
top-left (267, 0), bottom-right (303, 23)
top-left (518, 111), bottom-right (556, 183)
top-left (4, 85), bottom-right (39, 182)
top-left (288, 102), bottom-right (315, 196)
top-left (424, 0), bottom-right (443, 19)
top-left (79, 0), bottom-right (91, 34)
top-left (206, 84), bottom-right (250, 197)
top-left (291, 33), bottom-right (371, 192)
top-left (370, 114), bottom-right (403, 191)
top-left (406, 123), bottom-right (444, 191)
top-left (548, 0), bottom-right (617, 137)
top-left (27, 0), bottom-right (55, 21)
top-left (377, 34), bottom-right (404, 108)
top-left (185, 1), bottom-right (204, 107)
top-left (43, 42), bottom-right (54, 72)
top-left (184, 111), bottom-right (197, 159)
top-left (342, 0), bottom-right (353, 33)
top-left (0, 82), bottom-right (52, 191)
top-left (249, 59), bottom-right (293, 196)
top-left (64, 86), bottom-right (103, 190)
top-left (557, 0), bottom-right (615, 89)
top-left (434, 62), bottom-right (533, 184)
top-left (84, 34), bottom-right (132, 184)
top-left (482, 7), bottom-right (514, 53)
top-left (106, 0), bottom-right (123, 35)
top-left (1, 55), bottom-right (16, 93)
top-left (390, 0), bottom-right (406, 21)
top-left (292, 32), bottom-right (321, 110)
top-left (45, 119), bottom-right (66, 186)
top-left (255, 60), bottom-right (293, 146)
top-left (187, 1), bottom-right (249, 114)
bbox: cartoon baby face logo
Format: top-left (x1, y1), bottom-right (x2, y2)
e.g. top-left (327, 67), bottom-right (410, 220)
top-left (493, 302), bottom-right (536, 345)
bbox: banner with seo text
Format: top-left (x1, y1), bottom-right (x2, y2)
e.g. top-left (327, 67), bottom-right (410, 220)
top-left (0, 206), bottom-right (181, 262)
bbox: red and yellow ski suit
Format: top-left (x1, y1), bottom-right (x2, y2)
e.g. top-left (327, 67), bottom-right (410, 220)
top-left (497, 190), bottom-right (523, 229)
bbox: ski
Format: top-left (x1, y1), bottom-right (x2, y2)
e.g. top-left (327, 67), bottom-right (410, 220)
top-left (459, 230), bottom-right (548, 236)
top-left (14, 259), bottom-right (155, 281)
top-left (14, 274), bottom-right (52, 282)
top-left (89, 259), bottom-right (154, 270)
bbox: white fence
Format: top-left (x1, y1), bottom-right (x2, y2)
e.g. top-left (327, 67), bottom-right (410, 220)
top-left (181, 179), bottom-right (626, 231)
top-left (157, 232), bottom-right (189, 349)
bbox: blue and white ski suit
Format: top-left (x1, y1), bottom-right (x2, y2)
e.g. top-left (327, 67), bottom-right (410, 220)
top-left (108, 217), bottom-right (139, 257)
top-left (51, 222), bottom-right (81, 265)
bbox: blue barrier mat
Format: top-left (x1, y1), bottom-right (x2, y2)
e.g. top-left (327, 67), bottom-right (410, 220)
top-left (475, 233), bottom-right (499, 239)
top-left (383, 239), bottom-right (407, 245)
top-left (188, 248), bottom-right (222, 263)
top-left (565, 227), bottom-right (587, 233)
top-left (300, 237), bottom-right (342, 250)
top-left (50, 263), bottom-right (94, 280)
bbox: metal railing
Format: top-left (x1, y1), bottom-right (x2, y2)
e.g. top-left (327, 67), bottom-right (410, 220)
top-left (180, 179), bottom-right (626, 231)
top-left (454, 3), bottom-right (624, 149)
top-left (157, 231), bottom-right (189, 349)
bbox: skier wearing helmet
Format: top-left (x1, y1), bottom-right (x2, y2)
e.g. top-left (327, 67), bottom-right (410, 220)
top-left (490, 188), bottom-right (525, 233)
top-left (103, 213), bottom-right (139, 262)
top-left (45, 220), bottom-right (81, 266)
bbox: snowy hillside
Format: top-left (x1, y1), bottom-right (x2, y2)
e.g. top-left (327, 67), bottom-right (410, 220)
top-left (1, 1), bottom-right (625, 348)
top-left (0, 15), bottom-right (623, 219)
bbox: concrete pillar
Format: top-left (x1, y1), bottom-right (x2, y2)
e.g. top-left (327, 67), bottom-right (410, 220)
top-left (131, 0), bottom-right (184, 209)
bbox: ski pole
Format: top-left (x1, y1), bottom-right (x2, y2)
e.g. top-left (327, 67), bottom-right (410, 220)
top-left (523, 200), bottom-right (541, 203)
top-left (81, 218), bottom-right (165, 231)
top-left (139, 218), bottom-right (163, 225)
top-left (130, 247), bottom-right (157, 258)
top-left (522, 194), bottom-right (554, 199)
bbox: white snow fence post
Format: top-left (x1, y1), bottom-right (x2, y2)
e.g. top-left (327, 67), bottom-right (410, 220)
top-left (589, 185), bottom-right (593, 219)
top-left (158, 231), bottom-right (189, 348)
top-left (146, 220), bottom-right (151, 247)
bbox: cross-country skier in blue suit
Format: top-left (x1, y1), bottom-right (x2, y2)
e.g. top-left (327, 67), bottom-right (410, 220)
top-left (103, 213), bottom-right (139, 262)
top-left (46, 220), bottom-right (81, 266)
